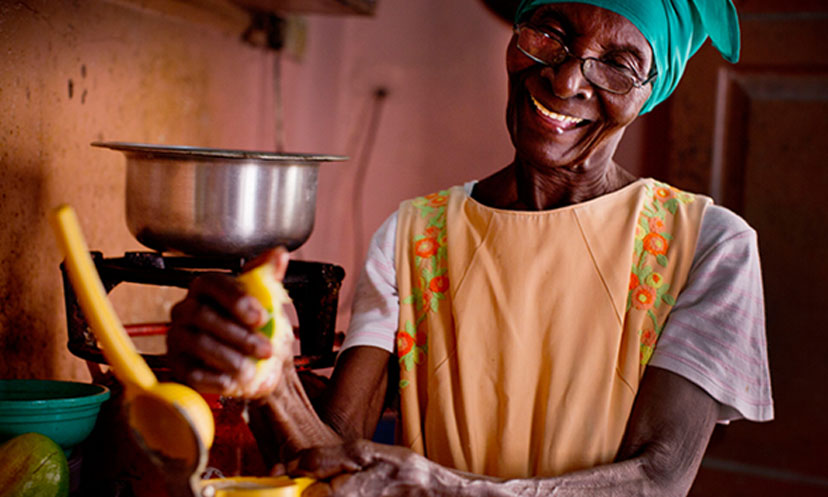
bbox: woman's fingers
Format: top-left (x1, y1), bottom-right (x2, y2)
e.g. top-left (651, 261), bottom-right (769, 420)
top-left (188, 273), bottom-right (265, 328)
top-left (286, 444), bottom-right (366, 480)
top-left (302, 481), bottom-right (335, 497)
top-left (167, 353), bottom-right (235, 394)
top-left (167, 276), bottom-right (266, 394)
top-left (286, 440), bottom-right (396, 477)
top-left (269, 462), bottom-right (287, 477)
top-left (283, 442), bottom-right (441, 496)
top-left (173, 325), bottom-right (257, 378)
top-left (328, 473), bottom-right (357, 494)
top-left (243, 246), bottom-right (290, 280)
top-left (175, 297), bottom-right (271, 359)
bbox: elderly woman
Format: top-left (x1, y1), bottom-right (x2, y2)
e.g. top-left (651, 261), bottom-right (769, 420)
top-left (167, 0), bottom-right (773, 495)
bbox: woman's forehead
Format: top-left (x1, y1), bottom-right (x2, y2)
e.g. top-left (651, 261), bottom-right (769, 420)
top-left (528, 3), bottom-right (651, 54)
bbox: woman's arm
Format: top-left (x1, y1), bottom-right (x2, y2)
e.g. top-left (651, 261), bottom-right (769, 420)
top-left (504, 366), bottom-right (718, 496)
top-left (166, 247), bottom-right (393, 465)
top-left (294, 366), bottom-right (718, 497)
top-left (247, 346), bottom-right (392, 464)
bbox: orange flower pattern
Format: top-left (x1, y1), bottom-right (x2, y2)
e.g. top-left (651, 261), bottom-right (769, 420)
top-left (627, 181), bottom-right (695, 365)
top-left (397, 190), bottom-right (450, 389)
top-left (655, 187), bottom-right (673, 200)
top-left (647, 216), bottom-right (665, 232)
top-left (429, 275), bottom-right (450, 293)
top-left (641, 329), bottom-right (658, 348)
top-left (642, 232), bottom-right (668, 256)
top-left (631, 285), bottom-right (656, 310)
top-left (629, 272), bottom-right (640, 291)
top-left (397, 331), bottom-right (415, 357)
top-left (415, 238), bottom-right (438, 258)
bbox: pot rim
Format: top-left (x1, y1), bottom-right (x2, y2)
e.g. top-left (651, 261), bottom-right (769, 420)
top-left (92, 141), bottom-right (348, 163)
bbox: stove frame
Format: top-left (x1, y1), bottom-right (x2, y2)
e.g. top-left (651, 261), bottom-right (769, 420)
top-left (61, 251), bottom-right (345, 371)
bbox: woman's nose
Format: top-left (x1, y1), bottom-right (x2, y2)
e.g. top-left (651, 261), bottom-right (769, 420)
top-left (542, 58), bottom-right (593, 100)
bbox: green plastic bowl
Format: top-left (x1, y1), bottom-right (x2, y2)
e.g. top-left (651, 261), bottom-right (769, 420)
top-left (0, 379), bottom-right (110, 456)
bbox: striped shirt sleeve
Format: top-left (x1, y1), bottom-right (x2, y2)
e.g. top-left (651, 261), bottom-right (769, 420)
top-left (340, 213), bottom-right (399, 353)
top-left (649, 205), bottom-right (774, 423)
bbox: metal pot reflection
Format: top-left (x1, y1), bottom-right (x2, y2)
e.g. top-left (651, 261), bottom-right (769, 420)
top-left (93, 142), bottom-right (346, 256)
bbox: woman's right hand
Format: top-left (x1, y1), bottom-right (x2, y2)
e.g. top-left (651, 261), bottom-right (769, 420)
top-left (166, 248), bottom-right (289, 397)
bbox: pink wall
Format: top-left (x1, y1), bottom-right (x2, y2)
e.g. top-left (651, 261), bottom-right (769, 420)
top-left (0, 0), bottom-right (647, 379)
top-left (0, 0), bottom-right (277, 380)
top-left (281, 0), bottom-right (514, 319)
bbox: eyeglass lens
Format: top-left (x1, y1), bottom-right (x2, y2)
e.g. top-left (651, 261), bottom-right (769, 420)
top-left (517, 25), bottom-right (636, 94)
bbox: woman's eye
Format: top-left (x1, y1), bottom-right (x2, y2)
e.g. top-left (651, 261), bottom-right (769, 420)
top-left (536, 23), bottom-right (566, 40)
top-left (603, 57), bottom-right (635, 73)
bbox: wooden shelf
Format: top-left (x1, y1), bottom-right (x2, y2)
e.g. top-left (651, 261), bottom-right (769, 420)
top-left (230, 0), bottom-right (377, 16)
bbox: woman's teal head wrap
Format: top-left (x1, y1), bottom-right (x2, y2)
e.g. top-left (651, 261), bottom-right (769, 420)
top-left (514, 0), bottom-right (740, 114)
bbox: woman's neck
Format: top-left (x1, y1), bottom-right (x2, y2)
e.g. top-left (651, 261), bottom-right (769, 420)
top-left (473, 159), bottom-right (638, 211)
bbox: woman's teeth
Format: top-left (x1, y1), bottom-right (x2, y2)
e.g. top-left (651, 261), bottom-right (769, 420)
top-left (530, 95), bottom-right (583, 125)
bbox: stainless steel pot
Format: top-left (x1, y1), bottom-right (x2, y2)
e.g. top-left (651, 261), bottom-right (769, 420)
top-left (92, 142), bottom-right (346, 256)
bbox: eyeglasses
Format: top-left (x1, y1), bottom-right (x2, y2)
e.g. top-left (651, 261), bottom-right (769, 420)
top-left (513, 23), bottom-right (657, 95)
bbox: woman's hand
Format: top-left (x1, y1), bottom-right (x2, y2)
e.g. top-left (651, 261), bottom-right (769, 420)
top-left (277, 369), bottom-right (718, 497)
top-left (286, 440), bottom-right (465, 497)
top-left (166, 247), bottom-right (291, 398)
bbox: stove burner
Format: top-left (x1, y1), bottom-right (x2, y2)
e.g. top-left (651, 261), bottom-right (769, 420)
top-left (61, 251), bottom-right (345, 371)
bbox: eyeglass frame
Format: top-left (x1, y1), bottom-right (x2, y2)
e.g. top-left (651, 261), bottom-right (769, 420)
top-left (513, 23), bottom-right (658, 95)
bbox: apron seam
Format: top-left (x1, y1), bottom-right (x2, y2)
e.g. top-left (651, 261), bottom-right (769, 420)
top-left (572, 208), bottom-right (625, 327)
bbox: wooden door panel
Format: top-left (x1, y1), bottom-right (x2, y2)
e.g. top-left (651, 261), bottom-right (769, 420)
top-left (710, 70), bottom-right (828, 209)
top-left (701, 72), bottom-right (828, 477)
top-left (692, 466), bottom-right (828, 497)
top-left (658, 7), bottom-right (828, 494)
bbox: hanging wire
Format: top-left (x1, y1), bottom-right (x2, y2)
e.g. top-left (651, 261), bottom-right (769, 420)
top-left (340, 87), bottom-right (389, 312)
top-left (273, 50), bottom-right (285, 152)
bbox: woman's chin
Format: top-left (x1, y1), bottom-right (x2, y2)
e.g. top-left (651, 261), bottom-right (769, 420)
top-left (513, 134), bottom-right (591, 170)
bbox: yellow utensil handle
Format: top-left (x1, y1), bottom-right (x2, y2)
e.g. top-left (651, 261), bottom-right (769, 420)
top-left (51, 205), bottom-right (157, 391)
top-left (201, 476), bottom-right (315, 497)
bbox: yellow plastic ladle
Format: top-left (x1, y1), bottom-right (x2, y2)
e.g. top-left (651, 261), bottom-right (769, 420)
top-left (51, 205), bottom-right (213, 496)
top-left (51, 205), bottom-right (312, 497)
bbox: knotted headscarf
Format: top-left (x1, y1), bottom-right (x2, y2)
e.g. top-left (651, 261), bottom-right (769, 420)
top-left (514, 0), bottom-right (740, 114)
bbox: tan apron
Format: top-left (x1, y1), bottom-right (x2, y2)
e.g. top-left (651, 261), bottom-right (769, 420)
top-left (394, 179), bottom-right (710, 478)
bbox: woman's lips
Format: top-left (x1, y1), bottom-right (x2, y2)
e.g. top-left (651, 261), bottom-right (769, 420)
top-left (529, 94), bottom-right (587, 133)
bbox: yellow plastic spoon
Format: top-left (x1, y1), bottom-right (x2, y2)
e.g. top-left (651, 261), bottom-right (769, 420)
top-left (51, 205), bottom-right (213, 497)
top-left (51, 205), bottom-right (311, 497)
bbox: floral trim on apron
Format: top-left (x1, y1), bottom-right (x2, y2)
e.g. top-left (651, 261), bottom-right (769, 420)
top-left (396, 190), bottom-right (450, 389)
top-left (628, 181), bottom-right (696, 365)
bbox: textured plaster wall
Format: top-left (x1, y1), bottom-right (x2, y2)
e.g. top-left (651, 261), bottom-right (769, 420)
top-left (281, 0), bottom-right (516, 318)
top-left (0, 0), bottom-right (646, 381)
top-left (0, 0), bottom-right (276, 380)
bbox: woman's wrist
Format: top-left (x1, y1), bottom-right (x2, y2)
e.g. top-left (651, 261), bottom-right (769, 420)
top-left (247, 362), bottom-right (342, 463)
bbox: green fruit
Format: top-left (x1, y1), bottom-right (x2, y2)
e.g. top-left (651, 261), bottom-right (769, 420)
top-left (0, 433), bottom-right (69, 497)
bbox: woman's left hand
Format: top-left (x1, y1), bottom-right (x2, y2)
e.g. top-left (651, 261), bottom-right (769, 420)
top-left (278, 368), bottom-right (718, 497)
top-left (285, 440), bottom-right (459, 497)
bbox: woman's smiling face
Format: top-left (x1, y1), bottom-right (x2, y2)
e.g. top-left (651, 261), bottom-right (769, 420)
top-left (506, 3), bottom-right (654, 170)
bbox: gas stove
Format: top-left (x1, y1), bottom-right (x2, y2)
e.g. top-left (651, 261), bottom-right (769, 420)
top-left (59, 251), bottom-right (346, 494)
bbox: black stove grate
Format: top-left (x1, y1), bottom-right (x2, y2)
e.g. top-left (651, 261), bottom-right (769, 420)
top-left (60, 251), bottom-right (345, 371)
